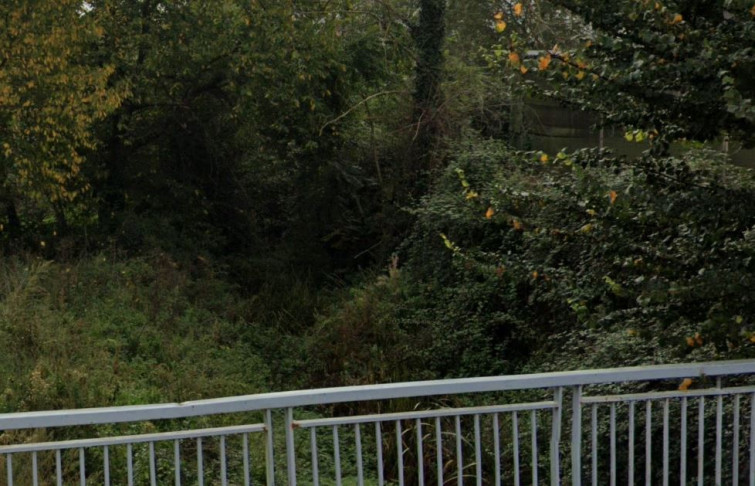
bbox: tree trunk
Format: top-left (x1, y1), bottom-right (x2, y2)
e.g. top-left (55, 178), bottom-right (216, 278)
top-left (410, 0), bottom-right (446, 177)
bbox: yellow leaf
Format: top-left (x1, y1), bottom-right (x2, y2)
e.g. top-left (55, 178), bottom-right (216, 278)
top-left (750, 334), bottom-right (755, 343)
top-left (609, 190), bottom-right (618, 204)
top-left (679, 378), bottom-right (693, 391)
top-left (493, 11), bottom-right (504, 20)
top-left (485, 207), bottom-right (495, 219)
top-left (671, 13), bottom-right (683, 24)
top-left (440, 233), bottom-right (457, 251)
top-left (695, 332), bottom-right (703, 346)
top-left (686, 336), bottom-right (695, 347)
top-left (508, 52), bottom-right (520, 64)
top-left (495, 19), bottom-right (507, 32)
top-left (520, 65), bottom-right (529, 74)
top-left (578, 223), bottom-right (593, 234)
top-left (576, 70), bottom-right (586, 80)
top-left (540, 153), bottom-right (549, 163)
top-left (531, 271), bottom-right (539, 279)
top-left (514, 3), bottom-right (523, 16)
top-left (751, 4), bottom-right (755, 17)
top-left (512, 219), bottom-right (523, 231)
top-left (538, 54), bottom-right (552, 70)
top-left (586, 209), bottom-right (597, 216)
top-left (466, 191), bottom-right (479, 200)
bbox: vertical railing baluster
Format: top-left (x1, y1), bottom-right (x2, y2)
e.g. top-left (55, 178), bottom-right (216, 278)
top-left (417, 419), bottom-right (425, 486)
top-left (264, 409), bottom-right (275, 486)
top-left (610, 403), bottom-right (617, 486)
top-left (551, 387), bottom-right (562, 486)
top-left (734, 395), bottom-right (741, 486)
top-left (698, 397), bottom-right (705, 486)
top-left (7, 453), bottom-right (13, 486)
top-left (149, 442), bottom-right (156, 486)
top-left (56, 450), bottom-right (63, 486)
top-left (629, 401), bottom-right (635, 486)
top-left (571, 386), bottom-right (582, 486)
top-left (663, 399), bottom-right (669, 486)
top-left (174, 439), bottom-right (181, 486)
top-left (356, 424), bottom-right (364, 486)
top-left (716, 379), bottom-right (723, 486)
top-left (32, 451), bottom-right (39, 486)
top-left (197, 437), bottom-right (204, 486)
top-left (681, 397), bottom-right (687, 486)
top-left (531, 410), bottom-right (538, 486)
top-left (474, 415), bottom-right (481, 486)
top-left (494, 413), bottom-right (501, 486)
top-left (220, 435), bottom-right (228, 486)
top-left (103, 446), bottom-right (111, 486)
top-left (333, 426), bottom-right (342, 486)
top-left (243, 433), bottom-right (250, 486)
top-left (750, 393), bottom-right (755, 486)
top-left (397, 420), bottom-right (405, 486)
top-left (591, 404), bottom-right (598, 486)
top-left (286, 408), bottom-right (297, 486)
top-left (436, 417), bottom-right (444, 486)
top-left (127, 444), bottom-right (134, 486)
top-left (646, 401), bottom-right (652, 486)
top-left (376, 422), bottom-right (384, 486)
top-left (455, 416), bottom-right (462, 486)
top-left (310, 428), bottom-right (319, 486)
top-left (80, 447), bottom-right (86, 486)
top-left (513, 411), bottom-right (521, 486)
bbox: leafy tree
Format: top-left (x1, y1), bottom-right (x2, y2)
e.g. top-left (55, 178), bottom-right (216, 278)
top-left (0, 0), bottom-right (122, 239)
top-left (526, 0), bottom-right (755, 148)
top-left (78, 0), bottom-right (411, 276)
top-left (400, 139), bottom-right (755, 377)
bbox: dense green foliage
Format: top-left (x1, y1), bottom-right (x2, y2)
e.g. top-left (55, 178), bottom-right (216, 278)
top-left (1, 0), bottom-right (754, 428)
top-left (547, 0), bottom-right (755, 146)
top-left (411, 141), bottom-right (755, 372)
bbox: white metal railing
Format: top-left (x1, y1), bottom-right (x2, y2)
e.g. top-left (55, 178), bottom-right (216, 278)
top-left (1, 360), bottom-right (755, 485)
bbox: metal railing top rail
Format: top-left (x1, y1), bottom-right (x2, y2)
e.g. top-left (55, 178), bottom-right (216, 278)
top-left (0, 359), bottom-right (753, 431)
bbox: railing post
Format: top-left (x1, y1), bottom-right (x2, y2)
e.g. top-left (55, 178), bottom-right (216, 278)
top-left (285, 407), bottom-right (297, 486)
top-left (264, 409), bottom-right (275, 486)
top-left (551, 387), bottom-right (563, 486)
top-left (571, 385), bottom-right (582, 486)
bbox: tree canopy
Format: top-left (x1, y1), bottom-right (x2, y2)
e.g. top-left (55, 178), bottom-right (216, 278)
top-left (523, 0), bottom-right (755, 147)
top-left (0, 0), bottom-right (123, 235)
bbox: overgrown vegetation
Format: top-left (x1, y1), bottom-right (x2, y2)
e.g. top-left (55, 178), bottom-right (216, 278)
top-left (0, 0), bottom-right (754, 426)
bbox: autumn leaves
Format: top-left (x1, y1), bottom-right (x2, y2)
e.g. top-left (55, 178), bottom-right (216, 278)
top-left (492, 2), bottom-right (522, 33)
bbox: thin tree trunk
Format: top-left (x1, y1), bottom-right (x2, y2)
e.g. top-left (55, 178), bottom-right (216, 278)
top-left (410, 0), bottom-right (446, 177)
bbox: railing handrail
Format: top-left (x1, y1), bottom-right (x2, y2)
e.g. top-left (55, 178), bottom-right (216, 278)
top-left (1, 359), bottom-right (753, 431)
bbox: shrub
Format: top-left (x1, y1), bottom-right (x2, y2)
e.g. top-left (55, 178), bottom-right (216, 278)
top-left (400, 138), bottom-right (755, 377)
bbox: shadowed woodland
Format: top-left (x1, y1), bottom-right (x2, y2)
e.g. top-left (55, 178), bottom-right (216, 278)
top-left (1, 0), bottom-right (755, 418)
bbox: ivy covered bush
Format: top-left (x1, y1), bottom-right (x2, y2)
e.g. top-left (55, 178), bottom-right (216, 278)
top-left (380, 138), bottom-right (755, 378)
